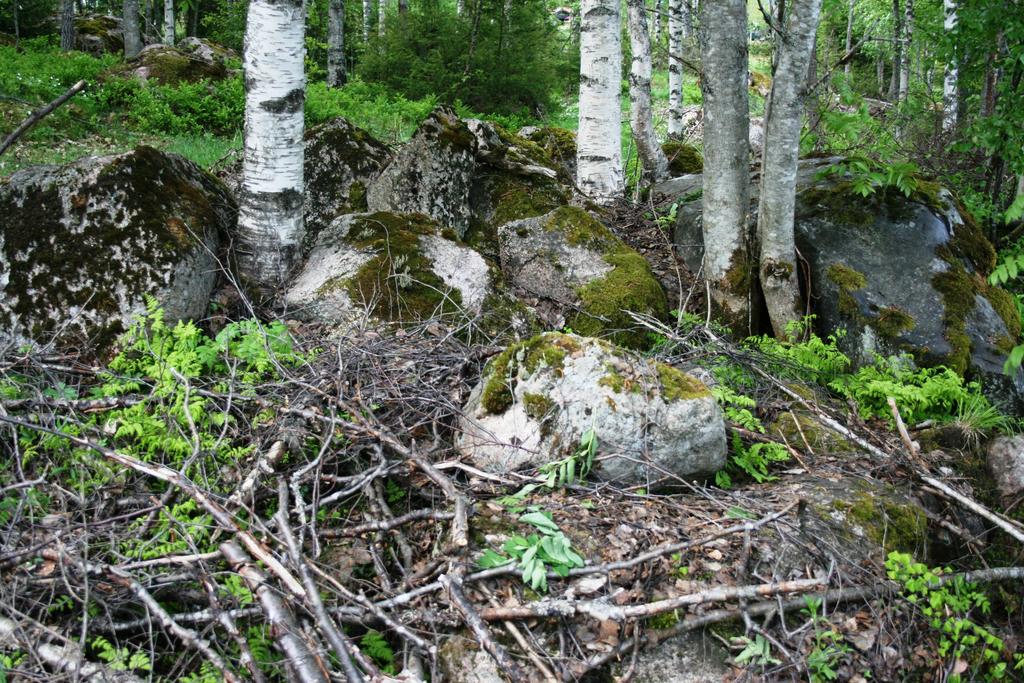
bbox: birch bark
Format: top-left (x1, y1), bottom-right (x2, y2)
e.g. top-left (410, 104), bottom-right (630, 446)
top-left (363, 0), bottom-right (370, 41)
top-left (898, 0), bottom-right (913, 100)
top-left (699, 0), bottom-right (751, 331)
top-left (163, 0), bottom-right (174, 45)
top-left (328, 0), bottom-right (346, 87)
top-left (124, 0), bottom-right (142, 58)
top-left (577, 0), bottom-right (624, 202)
top-left (942, 0), bottom-right (958, 130)
top-left (667, 0), bottom-right (683, 137)
top-left (757, 0), bottom-right (823, 337)
top-left (653, 0), bottom-right (661, 43)
top-left (237, 0), bottom-right (307, 288)
top-left (628, 0), bottom-right (669, 181)
top-left (378, 0), bottom-right (385, 36)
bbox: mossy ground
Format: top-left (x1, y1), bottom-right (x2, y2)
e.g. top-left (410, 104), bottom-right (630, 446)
top-left (831, 487), bottom-right (928, 558)
top-left (661, 140), bottom-right (703, 176)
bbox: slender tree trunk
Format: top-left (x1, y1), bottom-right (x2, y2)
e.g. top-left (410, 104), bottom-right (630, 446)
top-left (577, 0), bottom-right (624, 202)
top-left (187, 0), bottom-right (199, 36)
top-left (328, 0), bottom-right (346, 87)
top-left (60, 0), bottom-right (75, 51)
top-left (398, 0), bottom-right (407, 12)
top-left (876, 55), bottom-right (884, 94)
top-left (699, 0), bottom-right (751, 331)
top-left (681, 0), bottom-right (692, 38)
top-left (628, 0), bottom-right (669, 181)
top-left (653, 0), bottom-right (662, 44)
top-left (844, 0), bottom-right (855, 79)
top-left (146, 0), bottom-right (156, 43)
top-left (378, 0), bottom-right (385, 36)
top-left (363, 0), bottom-right (370, 41)
top-left (237, 0), bottom-right (306, 288)
top-left (13, 0), bottom-right (19, 46)
top-left (123, 0), bottom-right (142, 57)
top-left (457, 0), bottom-right (465, 15)
top-left (667, 0), bottom-right (683, 137)
top-left (888, 0), bottom-right (901, 100)
top-left (757, 0), bottom-right (823, 338)
top-left (163, 0), bottom-right (174, 45)
top-left (898, 0), bottom-right (912, 100)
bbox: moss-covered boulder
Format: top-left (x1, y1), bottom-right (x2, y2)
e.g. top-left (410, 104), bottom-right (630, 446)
top-left (756, 476), bottom-right (930, 578)
top-left (661, 140), bottom-right (703, 176)
top-left (498, 207), bottom-right (668, 348)
top-left (458, 333), bottom-right (726, 487)
top-left (112, 43), bottom-right (228, 85)
top-left (304, 117), bottom-right (391, 247)
top-left (283, 211), bottom-right (531, 337)
top-left (73, 14), bottom-right (123, 55)
top-left (517, 125), bottom-right (577, 180)
top-left (671, 161), bottom-right (1024, 410)
top-left (0, 146), bottom-right (233, 351)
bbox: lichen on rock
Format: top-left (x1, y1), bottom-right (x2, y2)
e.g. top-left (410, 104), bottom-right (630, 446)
top-left (459, 332), bottom-right (725, 487)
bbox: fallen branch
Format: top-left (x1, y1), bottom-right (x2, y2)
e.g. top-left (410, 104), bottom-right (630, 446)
top-left (0, 80), bottom-right (87, 156)
top-left (922, 475), bottom-right (1024, 545)
top-left (479, 578), bottom-right (824, 622)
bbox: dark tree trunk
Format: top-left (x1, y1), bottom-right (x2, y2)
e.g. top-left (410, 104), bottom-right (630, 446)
top-left (60, 0), bottom-right (75, 51)
top-left (123, 0), bottom-right (143, 57)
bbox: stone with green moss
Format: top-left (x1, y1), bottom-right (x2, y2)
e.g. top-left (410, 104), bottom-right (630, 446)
top-left (661, 140), bottom-right (704, 176)
top-left (284, 211), bottom-right (532, 339)
top-left (517, 125), bottom-right (578, 180)
top-left (498, 207), bottom-right (669, 349)
top-left (460, 332), bottom-right (725, 487)
top-left (110, 43), bottom-right (228, 84)
top-left (73, 14), bottom-right (124, 54)
top-left (0, 146), bottom-right (232, 352)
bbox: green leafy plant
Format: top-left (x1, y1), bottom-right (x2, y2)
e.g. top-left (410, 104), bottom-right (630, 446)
top-left (716, 432), bottom-right (791, 488)
top-left (361, 630), bottom-right (397, 675)
top-left (538, 428), bottom-right (597, 489)
top-left (822, 156), bottom-right (921, 198)
top-left (90, 636), bottom-right (152, 673)
top-left (801, 596), bottom-right (851, 682)
top-left (885, 552), bottom-right (1024, 681)
top-left (477, 511), bottom-right (585, 592)
top-left (734, 634), bottom-right (781, 667)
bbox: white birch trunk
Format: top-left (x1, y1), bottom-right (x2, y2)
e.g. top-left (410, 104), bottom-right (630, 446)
top-left (363, 0), bottom-right (370, 41)
top-left (699, 0), bottom-right (751, 330)
top-left (628, 0), bottom-right (669, 182)
top-left (378, 0), bottom-right (385, 36)
top-left (457, 0), bottom-right (465, 15)
top-left (942, 0), bottom-right (958, 130)
top-left (123, 0), bottom-right (142, 58)
top-left (667, 0), bottom-right (683, 137)
top-left (577, 0), bottom-right (624, 202)
top-left (327, 0), bottom-right (346, 87)
top-left (757, 0), bottom-right (823, 338)
top-left (844, 0), bottom-right (855, 79)
top-left (653, 0), bottom-right (661, 44)
top-left (237, 0), bottom-right (306, 288)
top-left (898, 0), bottom-right (912, 100)
top-left (163, 0), bottom-right (174, 46)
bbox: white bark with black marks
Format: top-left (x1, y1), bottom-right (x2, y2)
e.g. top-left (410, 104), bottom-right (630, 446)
top-left (628, 0), bottom-right (669, 181)
top-left (237, 0), bottom-right (307, 289)
top-left (163, 0), bottom-right (174, 46)
top-left (667, 0), bottom-right (683, 137)
top-left (124, 0), bottom-right (142, 58)
top-left (653, 0), bottom-right (661, 43)
top-left (943, 0), bottom-right (958, 130)
top-left (757, 0), bottom-right (823, 337)
top-left (378, 0), bottom-right (385, 36)
top-left (898, 0), bottom-right (913, 100)
top-left (328, 0), bottom-right (346, 86)
top-left (577, 0), bottom-right (624, 202)
top-left (699, 0), bottom-right (750, 328)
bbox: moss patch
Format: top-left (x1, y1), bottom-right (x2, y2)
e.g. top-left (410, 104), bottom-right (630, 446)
top-left (656, 364), bottom-right (711, 401)
top-left (479, 333), bottom-right (582, 415)
top-left (771, 410), bottom-right (854, 452)
top-left (843, 490), bottom-right (928, 557)
top-left (826, 262), bottom-right (868, 320)
top-left (571, 251), bottom-right (669, 349)
top-left (661, 140), bottom-right (704, 175)
top-left (873, 305), bottom-right (916, 338)
top-left (522, 392), bottom-right (555, 420)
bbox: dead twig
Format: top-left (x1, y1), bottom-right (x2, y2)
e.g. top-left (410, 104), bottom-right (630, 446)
top-left (0, 80), bottom-right (87, 156)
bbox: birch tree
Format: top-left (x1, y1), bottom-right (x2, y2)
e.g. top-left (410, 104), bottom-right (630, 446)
top-left (699, 0), bottom-right (751, 331)
top-left (756, 0), bottom-right (823, 337)
top-left (164, 0), bottom-right (174, 45)
top-left (577, 0), bottom-right (624, 202)
top-left (898, 0), bottom-right (913, 101)
top-left (943, 0), bottom-right (958, 130)
top-left (328, 0), bottom-right (346, 87)
top-left (378, 0), bottom-right (385, 36)
top-left (363, 0), bottom-right (371, 41)
top-left (667, 0), bottom-right (684, 137)
top-left (628, 0), bottom-right (669, 181)
top-left (653, 0), bottom-right (662, 43)
top-left (237, 0), bottom-right (307, 288)
top-left (124, 0), bottom-right (142, 58)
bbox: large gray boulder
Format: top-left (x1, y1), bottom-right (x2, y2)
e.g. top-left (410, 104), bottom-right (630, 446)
top-left (671, 161), bottom-right (1024, 410)
top-left (986, 435), bottom-right (1024, 503)
top-left (283, 211), bottom-right (531, 337)
top-left (0, 146), bottom-right (232, 352)
top-left (457, 333), bottom-right (727, 488)
top-left (367, 107), bottom-right (570, 245)
top-left (498, 207), bottom-right (668, 349)
top-left (304, 116), bottom-right (392, 246)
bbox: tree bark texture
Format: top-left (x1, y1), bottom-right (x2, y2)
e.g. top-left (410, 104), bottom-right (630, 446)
top-left (237, 0), bottom-right (307, 289)
top-left (942, 0), bottom-right (959, 129)
top-left (628, 0), bottom-right (669, 181)
top-left (60, 0), bottom-right (74, 51)
top-left (123, 0), bottom-right (143, 58)
top-left (667, 0), bottom-right (683, 137)
top-left (328, 0), bottom-right (346, 86)
top-left (889, 0), bottom-right (901, 100)
top-left (653, 0), bottom-right (662, 44)
top-left (699, 0), bottom-right (751, 331)
top-left (163, 0), bottom-right (174, 45)
top-left (757, 0), bottom-right (823, 338)
top-left (577, 0), bottom-right (624, 202)
top-left (378, 0), bottom-right (385, 36)
top-left (363, 0), bottom-right (370, 41)
top-left (898, 0), bottom-right (912, 100)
